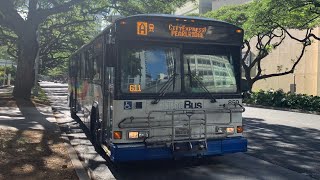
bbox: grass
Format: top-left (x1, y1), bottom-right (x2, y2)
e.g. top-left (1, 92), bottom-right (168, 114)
top-left (0, 85), bottom-right (50, 106)
top-left (32, 86), bottom-right (51, 105)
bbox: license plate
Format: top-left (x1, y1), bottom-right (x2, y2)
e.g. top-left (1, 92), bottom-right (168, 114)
top-left (175, 127), bottom-right (189, 137)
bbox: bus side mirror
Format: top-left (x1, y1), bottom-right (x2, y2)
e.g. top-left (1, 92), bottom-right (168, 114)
top-left (241, 79), bottom-right (249, 92)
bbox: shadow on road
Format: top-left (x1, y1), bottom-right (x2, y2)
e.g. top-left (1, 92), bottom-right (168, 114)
top-left (244, 117), bottom-right (320, 179)
top-left (0, 98), bottom-right (77, 179)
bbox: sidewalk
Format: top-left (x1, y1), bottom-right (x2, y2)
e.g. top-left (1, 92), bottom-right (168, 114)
top-left (0, 87), bottom-right (85, 179)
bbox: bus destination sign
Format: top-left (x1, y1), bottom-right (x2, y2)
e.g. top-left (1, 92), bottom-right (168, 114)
top-left (168, 24), bottom-right (207, 38)
top-left (136, 21), bottom-right (207, 39)
top-left (137, 22), bottom-right (155, 36)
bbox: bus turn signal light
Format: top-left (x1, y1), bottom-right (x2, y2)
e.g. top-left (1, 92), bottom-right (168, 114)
top-left (236, 29), bottom-right (242, 33)
top-left (113, 131), bottom-right (122, 139)
top-left (237, 126), bottom-right (243, 133)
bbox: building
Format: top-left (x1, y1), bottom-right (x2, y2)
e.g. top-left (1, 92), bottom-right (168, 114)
top-left (175, 0), bottom-right (212, 15)
top-left (175, 0), bottom-right (251, 15)
top-left (211, 0), bottom-right (251, 11)
top-left (185, 54), bottom-right (237, 92)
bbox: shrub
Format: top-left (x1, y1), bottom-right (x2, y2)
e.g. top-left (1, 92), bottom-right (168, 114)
top-left (244, 90), bottom-right (320, 112)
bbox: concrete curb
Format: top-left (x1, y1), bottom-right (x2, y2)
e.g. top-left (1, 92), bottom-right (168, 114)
top-left (60, 132), bottom-right (92, 180)
top-left (36, 104), bottom-right (91, 180)
top-left (50, 110), bottom-right (91, 180)
top-left (244, 103), bottom-right (320, 115)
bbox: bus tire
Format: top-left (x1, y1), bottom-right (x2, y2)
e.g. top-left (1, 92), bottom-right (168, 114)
top-left (70, 105), bottom-right (77, 119)
top-left (69, 93), bottom-right (77, 119)
top-left (90, 107), bottom-right (101, 147)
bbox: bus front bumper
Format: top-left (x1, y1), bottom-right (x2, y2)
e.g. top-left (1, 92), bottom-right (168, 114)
top-left (109, 137), bottom-right (247, 162)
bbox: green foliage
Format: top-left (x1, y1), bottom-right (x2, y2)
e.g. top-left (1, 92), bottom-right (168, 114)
top-left (116, 0), bottom-right (189, 15)
top-left (203, 3), bottom-right (253, 39)
top-left (1, 0), bottom-right (190, 77)
top-left (244, 89), bottom-right (320, 112)
top-left (38, 0), bottom-right (189, 75)
top-left (257, 0), bottom-right (320, 29)
top-left (39, 6), bottom-right (99, 74)
top-left (0, 46), bottom-right (15, 60)
top-left (47, 66), bottom-right (67, 80)
top-left (204, 3), bottom-right (250, 28)
top-left (200, 0), bottom-right (318, 92)
top-left (203, 0), bottom-right (320, 39)
top-left (32, 86), bottom-right (50, 105)
top-left (0, 65), bottom-right (16, 85)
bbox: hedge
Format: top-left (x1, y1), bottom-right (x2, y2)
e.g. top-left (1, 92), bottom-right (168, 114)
top-left (244, 89), bottom-right (320, 112)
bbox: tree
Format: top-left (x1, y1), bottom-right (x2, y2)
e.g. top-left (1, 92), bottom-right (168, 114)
top-left (0, 0), bottom-right (90, 99)
top-left (39, 7), bottom-right (98, 75)
top-left (0, 0), bottom-right (188, 99)
top-left (0, 45), bottom-right (15, 60)
top-left (203, 1), bottom-right (318, 91)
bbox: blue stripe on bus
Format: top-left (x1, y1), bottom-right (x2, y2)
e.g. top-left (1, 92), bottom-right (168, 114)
top-left (109, 137), bottom-right (247, 162)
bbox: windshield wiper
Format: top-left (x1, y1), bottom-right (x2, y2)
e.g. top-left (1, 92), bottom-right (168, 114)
top-left (151, 73), bottom-right (179, 104)
top-left (186, 59), bottom-right (217, 103)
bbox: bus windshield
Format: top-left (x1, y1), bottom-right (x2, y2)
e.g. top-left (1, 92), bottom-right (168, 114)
top-left (121, 45), bottom-right (238, 94)
top-left (184, 53), bottom-right (237, 93)
top-left (121, 46), bottom-right (181, 93)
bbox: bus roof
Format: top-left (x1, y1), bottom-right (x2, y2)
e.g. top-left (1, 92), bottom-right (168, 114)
top-left (116, 14), bottom-right (242, 30)
top-left (71, 14), bottom-right (243, 58)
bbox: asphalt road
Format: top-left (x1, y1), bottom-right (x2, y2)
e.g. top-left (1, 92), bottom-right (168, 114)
top-left (40, 81), bottom-right (318, 180)
top-left (243, 107), bottom-right (320, 179)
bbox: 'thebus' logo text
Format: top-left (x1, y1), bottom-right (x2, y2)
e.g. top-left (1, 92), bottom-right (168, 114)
top-left (184, 100), bottom-right (202, 109)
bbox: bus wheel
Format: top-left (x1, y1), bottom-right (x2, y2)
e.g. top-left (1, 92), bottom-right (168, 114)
top-left (90, 107), bottom-right (101, 147)
top-left (69, 94), bottom-right (77, 119)
top-left (70, 105), bottom-right (77, 119)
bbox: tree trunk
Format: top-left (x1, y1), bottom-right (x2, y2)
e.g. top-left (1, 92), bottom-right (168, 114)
top-left (13, 28), bottom-right (38, 99)
top-left (247, 80), bottom-right (254, 92)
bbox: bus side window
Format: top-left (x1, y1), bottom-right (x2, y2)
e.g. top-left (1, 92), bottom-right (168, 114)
top-left (93, 54), bottom-right (102, 80)
top-left (87, 48), bottom-right (94, 80)
top-left (77, 54), bottom-right (82, 79)
top-left (106, 67), bottom-right (115, 92)
top-left (80, 52), bottom-right (86, 79)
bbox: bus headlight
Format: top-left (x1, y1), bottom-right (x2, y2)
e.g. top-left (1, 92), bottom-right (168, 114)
top-left (216, 127), bottom-right (235, 135)
top-left (226, 127), bottom-right (235, 134)
top-left (128, 131), bottom-right (149, 139)
top-left (128, 131), bottom-right (139, 139)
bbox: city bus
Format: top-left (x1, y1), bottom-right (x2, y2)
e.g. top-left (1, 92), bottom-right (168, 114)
top-left (68, 14), bottom-right (247, 162)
